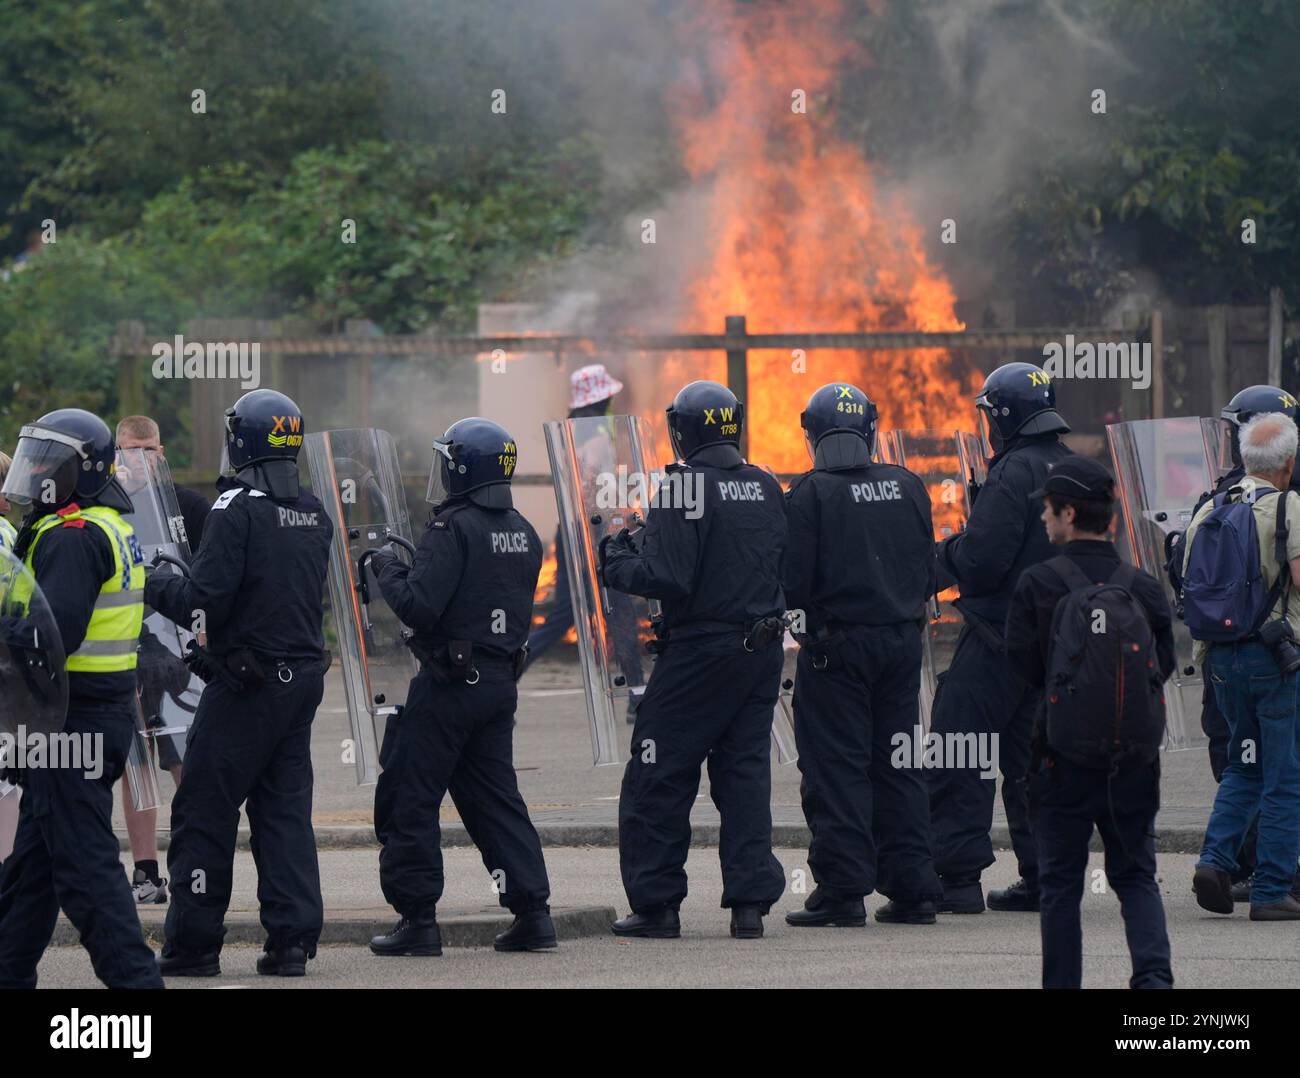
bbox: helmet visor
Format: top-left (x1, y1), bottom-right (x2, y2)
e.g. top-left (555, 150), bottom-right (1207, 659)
top-left (976, 408), bottom-right (998, 459)
top-left (218, 442), bottom-right (236, 479)
top-left (425, 440), bottom-right (455, 506)
top-left (1217, 419), bottom-right (1237, 474)
top-left (1, 429), bottom-right (81, 507)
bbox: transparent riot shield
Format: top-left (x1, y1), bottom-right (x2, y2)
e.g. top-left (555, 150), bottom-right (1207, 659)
top-left (544, 415), bottom-right (797, 766)
top-left (0, 546), bottom-right (68, 795)
top-left (304, 429), bottom-right (418, 785)
top-left (1106, 418), bottom-right (1218, 751)
top-left (115, 448), bottom-right (202, 809)
top-left (878, 429), bottom-right (988, 731)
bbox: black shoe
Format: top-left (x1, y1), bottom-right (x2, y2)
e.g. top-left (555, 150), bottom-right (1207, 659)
top-left (1249, 894), bottom-right (1300, 921)
top-left (158, 949), bottom-right (220, 978)
top-left (1193, 865), bottom-right (1234, 915)
top-left (1230, 876), bottom-right (1253, 903)
top-left (987, 878), bottom-right (1040, 912)
top-left (730, 904), bottom-right (764, 939)
top-left (785, 888), bottom-right (866, 927)
top-left (612, 908), bottom-right (681, 938)
top-left (937, 879), bottom-right (985, 914)
top-left (370, 917), bottom-right (443, 956)
top-left (875, 898), bottom-right (937, 925)
top-left (494, 910), bottom-right (558, 952)
top-left (257, 943), bottom-right (307, 977)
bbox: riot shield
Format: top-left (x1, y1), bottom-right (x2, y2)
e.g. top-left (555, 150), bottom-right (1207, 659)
top-left (878, 429), bottom-right (988, 731)
top-left (0, 546), bottom-right (68, 793)
top-left (115, 448), bottom-right (202, 808)
top-left (304, 428), bottom-right (418, 786)
top-left (1106, 418), bottom-right (1218, 751)
top-left (544, 414), bottom-right (797, 766)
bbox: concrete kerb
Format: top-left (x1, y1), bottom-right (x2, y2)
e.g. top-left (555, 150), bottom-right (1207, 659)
top-left (53, 905), bottom-right (619, 949)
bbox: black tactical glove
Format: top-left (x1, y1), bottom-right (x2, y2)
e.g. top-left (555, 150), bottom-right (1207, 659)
top-left (369, 542), bottom-right (402, 575)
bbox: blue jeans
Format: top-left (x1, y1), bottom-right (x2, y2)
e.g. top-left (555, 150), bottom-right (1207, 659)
top-left (1199, 642), bottom-right (1300, 905)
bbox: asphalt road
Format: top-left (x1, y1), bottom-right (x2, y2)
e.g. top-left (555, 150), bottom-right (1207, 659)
top-left (34, 848), bottom-right (1299, 989)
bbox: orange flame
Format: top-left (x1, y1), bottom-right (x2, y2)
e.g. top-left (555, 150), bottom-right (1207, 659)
top-left (664, 0), bottom-right (979, 473)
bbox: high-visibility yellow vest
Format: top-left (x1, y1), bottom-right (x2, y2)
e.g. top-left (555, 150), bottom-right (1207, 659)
top-left (24, 504), bottom-right (144, 673)
top-left (0, 515), bottom-right (15, 551)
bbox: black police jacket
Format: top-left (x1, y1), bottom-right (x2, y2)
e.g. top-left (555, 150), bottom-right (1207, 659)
top-left (603, 443), bottom-right (786, 632)
top-left (377, 498), bottom-right (542, 660)
top-left (26, 510), bottom-right (137, 704)
top-left (146, 482), bottom-right (332, 661)
top-left (784, 462), bottom-right (935, 630)
top-left (938, 434), bottom-right (1074, 627)
top-left (1005, 538), bottom-right (1176, 690)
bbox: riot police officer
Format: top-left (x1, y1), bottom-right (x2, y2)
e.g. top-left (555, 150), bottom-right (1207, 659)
top-left (0, 409), bottom-right (163, 988)
top-left (783, 383), bottom-right (943, 927)
top-left (146, 389), bottom-right (332, 977)
top-left (929, 361), bottom-right (1073, 913)
top-left (368, 418), bottom-right (555, 956)
top-left (603, 380), bottom-right (787, 939)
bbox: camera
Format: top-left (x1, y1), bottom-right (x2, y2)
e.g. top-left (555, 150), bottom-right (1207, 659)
top-left (1258, 617), bottom-right (1300, 674)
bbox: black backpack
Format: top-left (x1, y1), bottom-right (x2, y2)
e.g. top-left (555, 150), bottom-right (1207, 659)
top-left (1042, 558), bottom-right (1165, 768)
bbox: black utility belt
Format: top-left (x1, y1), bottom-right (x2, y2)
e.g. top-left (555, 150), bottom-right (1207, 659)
top-left (656, 615), bottom-right (786, 653)
top-left (186, 645), bottom-right (325, 690)
top-left (405, 637), bottom-right (526, 683)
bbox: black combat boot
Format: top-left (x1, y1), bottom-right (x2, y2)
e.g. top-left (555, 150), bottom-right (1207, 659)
top-left (611, 908), bottom-right (681, 938)
top-left (158, 949), bottom-right (221, 977)
top-left (785, 887), bottom-right (866, 927)
top-left (874, 898), bottom-right (937, 925)
top-left (730, 904), bottom-right (764, 939)
top-left (370, 916), bottom-right (443, 956)
top-left (494, 910), bottom-right (558, 952)
top-left (257, 943), bottom-right (308, 976)
top-left (936, 877), bottom-right (985, 914)
top-left (987, 877), bottom-right (1040, 912)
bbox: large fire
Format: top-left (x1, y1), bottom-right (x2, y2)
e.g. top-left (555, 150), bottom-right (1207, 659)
top-left (663, 0), bottom-right (979, 473)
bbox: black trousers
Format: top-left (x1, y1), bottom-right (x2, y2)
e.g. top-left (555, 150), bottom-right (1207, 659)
top-left (1032, 756), bottom-right (1172, 989)
top-left (793, 623), bottom-right (941, 902)
top-left (619, 634), bottom-right (786, 913)
top-left (164, 661), bottom-right (325, 956)
top-left (0, 701), bottom-right (163, 989)
top-left (375, 666), bottom-right (550, 918)
top-left (1200, 669), bottom-right (1258, 882)
top-left (927, 626), bottom-right (1038, 885)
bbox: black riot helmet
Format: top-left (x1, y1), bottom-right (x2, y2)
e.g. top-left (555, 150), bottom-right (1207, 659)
top-left (426, 417), bottom-right (517, 510)
top-left (222, 388), bottom-right (304, 501)
top-left (974, 361), bottom-right (1069, 451)
top-left (800, 382), bottom-right (878, 470)
top-left (2, 408), bottom-right (131, 513)
top-left (666, 380), bottom-right (744, 460)
top-left (1220, 384), bottom-right (1300, 470)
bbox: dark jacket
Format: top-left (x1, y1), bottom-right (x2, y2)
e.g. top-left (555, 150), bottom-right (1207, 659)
top-left (784, 462), bottom-right (935, 631)
top-left (377, 498), bottom-right (542, 660)
top-left (603, 443), bottom-right (786, 633)
top-left (146, 481), bottom-right (332, 661)
top-left (938, 434), bottom-right (1074, 628)
top-left (1005, 538), bottom-right (1176, 690)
